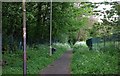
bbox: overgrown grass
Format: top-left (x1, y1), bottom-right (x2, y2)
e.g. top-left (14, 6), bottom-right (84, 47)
top-left (71, 43), bottom-right (120, 74)
top-left (2, 43), bottom-right (69, 74)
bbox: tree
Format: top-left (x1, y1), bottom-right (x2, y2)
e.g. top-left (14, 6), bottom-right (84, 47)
top-left (52, 2), bottom-right (94, 43)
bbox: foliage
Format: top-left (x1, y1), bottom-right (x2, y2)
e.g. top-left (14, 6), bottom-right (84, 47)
top-left (71, 43), bottom-right (119, 74)
top-left (2, 2), bottom-right (51, 52)
top-left (52, 2), bottom-right (93, 43)
top-left (90, 2), bottom-right (120, 38)
top-left (2, 2), bottom-right (94, 52)
top-left (2, 2), bottom-right (22, 52)
top-left (2, 44), bottom-right (68, 74)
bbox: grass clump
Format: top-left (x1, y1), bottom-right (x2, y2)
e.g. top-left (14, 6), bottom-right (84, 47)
top-left (2, 43), bottom-right (69, 74)
top-left (71, 43), bottom-right (119, 74)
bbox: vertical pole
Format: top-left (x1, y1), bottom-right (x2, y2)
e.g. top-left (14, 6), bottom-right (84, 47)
top-left (50, 0), bottom-right (52, 56)
top-left (22, 0), bottom-right (27, 76)
top-left (0, 2), bottom-right (2, 76)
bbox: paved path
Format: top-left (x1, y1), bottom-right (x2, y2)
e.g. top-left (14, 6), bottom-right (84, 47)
top-left (40, 50), bottom-right (73, 76)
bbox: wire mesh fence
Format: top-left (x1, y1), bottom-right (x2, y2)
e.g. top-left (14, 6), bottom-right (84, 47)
top-left (92, 33), bottom-right (120, 51)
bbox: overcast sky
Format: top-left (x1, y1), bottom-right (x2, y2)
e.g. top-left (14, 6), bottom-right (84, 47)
top-left (88, 0), bottom-right (120, 22)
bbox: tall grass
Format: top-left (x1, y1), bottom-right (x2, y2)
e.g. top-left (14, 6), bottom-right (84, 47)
top-left (2, 43), bottom-right (69, 74)
top-left (71, 42), bottom-right (120, 74)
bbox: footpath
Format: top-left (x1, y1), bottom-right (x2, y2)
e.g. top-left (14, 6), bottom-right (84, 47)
top-left (40, 49), bottom-right (73, 76)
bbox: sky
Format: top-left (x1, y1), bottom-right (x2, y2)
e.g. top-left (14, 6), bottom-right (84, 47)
top-left (88, 0), bottom-right (120, 22)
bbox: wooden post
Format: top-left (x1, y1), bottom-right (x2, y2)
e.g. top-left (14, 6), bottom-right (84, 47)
top-left (22, 0), bottom-right (27, 75)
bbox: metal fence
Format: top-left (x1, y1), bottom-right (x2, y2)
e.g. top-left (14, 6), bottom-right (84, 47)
top-left (92, 33), bottom-right (120, 51)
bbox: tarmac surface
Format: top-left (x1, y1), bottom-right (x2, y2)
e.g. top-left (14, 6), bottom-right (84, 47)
top-left (40, 50), bottom-right (73, 76)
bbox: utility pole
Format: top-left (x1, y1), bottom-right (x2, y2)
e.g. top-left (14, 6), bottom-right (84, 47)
top-left (50, 0), bottom-right (52, 56)
top-left (22, 0), bottom-right (27, 76)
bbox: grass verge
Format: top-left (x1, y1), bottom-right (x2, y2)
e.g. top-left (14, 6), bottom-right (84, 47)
top-left (71, 43), bottom-right (120, 74)
top-left (2, 43), bottom-right (69, 74)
